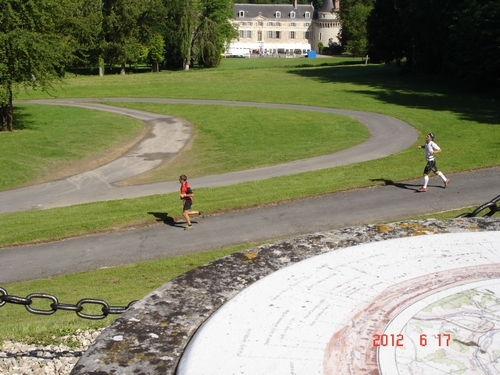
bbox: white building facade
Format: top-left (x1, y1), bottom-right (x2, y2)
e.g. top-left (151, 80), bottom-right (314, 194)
top-left (230, 0), bottom-right (341, 56)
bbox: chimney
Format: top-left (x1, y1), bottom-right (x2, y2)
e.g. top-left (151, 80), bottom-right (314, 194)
top-left (294, 0), bottom-right (297, 9)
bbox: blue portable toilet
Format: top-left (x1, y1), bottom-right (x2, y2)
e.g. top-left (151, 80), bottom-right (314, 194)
top-left (307, 51), bottom-right (317, 58)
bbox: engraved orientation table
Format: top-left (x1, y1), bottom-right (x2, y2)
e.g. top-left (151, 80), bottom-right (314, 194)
top-left (72, 218), bottom-right (500, 375)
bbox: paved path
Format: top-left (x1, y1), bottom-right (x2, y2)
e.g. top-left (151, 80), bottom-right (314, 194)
top-left (3, 98), bottom-right (417, 213)
top-left (1, 166), bottom-right (499, 284)
top-left (1, 99), bottom-right (499, 284)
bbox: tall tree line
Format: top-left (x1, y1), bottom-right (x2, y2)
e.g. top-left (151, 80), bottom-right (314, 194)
top-left (0, 0), bottom-right (237, 131)
top-left (366, 0), bottom-right (500, 87)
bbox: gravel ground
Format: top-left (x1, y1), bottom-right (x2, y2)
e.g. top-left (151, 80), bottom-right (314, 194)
top-left (0, 329), bottom-right (102, 375)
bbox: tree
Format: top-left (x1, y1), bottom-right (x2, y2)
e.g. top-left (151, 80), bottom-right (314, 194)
top-left (367, 0), bottom-right (500, 87)
top-left (178, 1), bottom-right (198, 70)
top-left (164, 0), bottom-right (237, 70)
top-left (444, 0), bottom-right (500, 86)
top-left (0, 0), bottom-right (74, 131)
top-left (101, 0), bottom-right (149, 74)
top-left (194, 0), bottom-right (238, 68)
top-left (149, 34), bottom-right (165, 72)
top-left (366, 0), bottom-right (409, 64)
top-left (136, 0), bottom-right (169, 72)
top-left (339, 0), bottom-right (374, 56)
top-left (60, 0), bottom-right (103, 74)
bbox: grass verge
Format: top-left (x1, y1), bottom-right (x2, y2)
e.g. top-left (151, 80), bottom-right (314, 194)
top-left (0, 105), bottom-right (145, 191)
top-left (0, 243), bottom-right (256, 345)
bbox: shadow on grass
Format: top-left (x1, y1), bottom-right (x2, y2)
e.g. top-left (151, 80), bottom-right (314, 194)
top-left (66, 65), bottom-right (153, 77)
top-left (11, 106), bottom-right (35, 131)
top-left (288, 64), bottom-right (500, 125)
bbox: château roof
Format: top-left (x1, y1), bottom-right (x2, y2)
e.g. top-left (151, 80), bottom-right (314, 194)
top-left (234, 3), bottom-right (315, 21)
top-left (319, 0), bottom-right (336, 13)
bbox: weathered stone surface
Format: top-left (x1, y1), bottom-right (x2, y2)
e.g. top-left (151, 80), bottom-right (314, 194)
top-left (71, 217), bottom-right (500, 375)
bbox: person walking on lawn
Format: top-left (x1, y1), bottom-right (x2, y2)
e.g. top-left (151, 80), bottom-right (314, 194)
top-left (417, 132), bottom-right (450, 192)
top-left (179, 175), bottom-right (204, 230)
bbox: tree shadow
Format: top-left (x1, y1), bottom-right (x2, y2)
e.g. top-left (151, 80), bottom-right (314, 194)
top-left (287, 64), bottom-right (500, 125)
top-left (11, 106), bottom-right (35, 131)
top-left (65, 65), bottom-right (154, 77)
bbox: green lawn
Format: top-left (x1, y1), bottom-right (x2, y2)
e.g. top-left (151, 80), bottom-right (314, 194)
top-left (0, 105), bottom-right (145, 191)
top-left (1, 58), bottom-right (499, 344)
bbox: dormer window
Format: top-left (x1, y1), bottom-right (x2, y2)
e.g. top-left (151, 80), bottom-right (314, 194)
top-left (290, 11), bottom-right (296, 18)
top-left (275, 11), bottom-right (281, 18)
top-left (238, 10), bottom-right (244, 17)
top-left (305, 11), bottom-right (310, 18)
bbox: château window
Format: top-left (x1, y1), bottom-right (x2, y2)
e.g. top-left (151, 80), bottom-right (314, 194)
top-left (267, 31), bottom-right (281, 39)
top-left (305, 12), bottom-right (310, 18)
top-left (238, 30), bottom-right (252, 39)
top-left (290, 11), bottom-right (295, 18)
top-left (238, 10), bottom-right (244, 17)
top-left (275, 11), bottom-right (281, 18)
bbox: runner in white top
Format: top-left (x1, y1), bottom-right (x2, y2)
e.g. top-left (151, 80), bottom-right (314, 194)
top-left (417, 132), bottom-right (450, 192)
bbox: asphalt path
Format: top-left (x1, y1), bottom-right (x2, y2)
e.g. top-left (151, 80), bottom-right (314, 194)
top-left (1, 99), bottom-right (499, 283)
top-left (3, 98), bottom-right (417, 213)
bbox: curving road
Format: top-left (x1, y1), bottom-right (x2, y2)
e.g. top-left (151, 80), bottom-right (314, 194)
top-left (1, 99), bottom-right (499, 283)
top-left (3, 98), bottom-right (417, 213)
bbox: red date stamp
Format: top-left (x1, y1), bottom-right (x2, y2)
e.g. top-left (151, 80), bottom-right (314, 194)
top-left (372, 333), bottom-right (451, 347)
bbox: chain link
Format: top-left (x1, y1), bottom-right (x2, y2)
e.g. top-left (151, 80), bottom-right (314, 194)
top-left (456, 194), bottom-right (500, 218)
top-left (0, 287), bottom-right (136, 320)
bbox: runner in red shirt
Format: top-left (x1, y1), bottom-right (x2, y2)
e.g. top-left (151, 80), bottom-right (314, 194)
top-left (179, 174), bottom-right (204, 230)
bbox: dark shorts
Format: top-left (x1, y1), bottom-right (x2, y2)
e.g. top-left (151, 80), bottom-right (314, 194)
top-left (183, 198), bottom-right (192, 211)
top-left (423, 160), bottom-right (438, 175)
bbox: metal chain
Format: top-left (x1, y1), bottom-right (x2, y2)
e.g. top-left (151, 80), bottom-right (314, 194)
top-left (0, 287), bottom-right (137, 320)
top-left (456, 195), bottom-right (500, 218)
